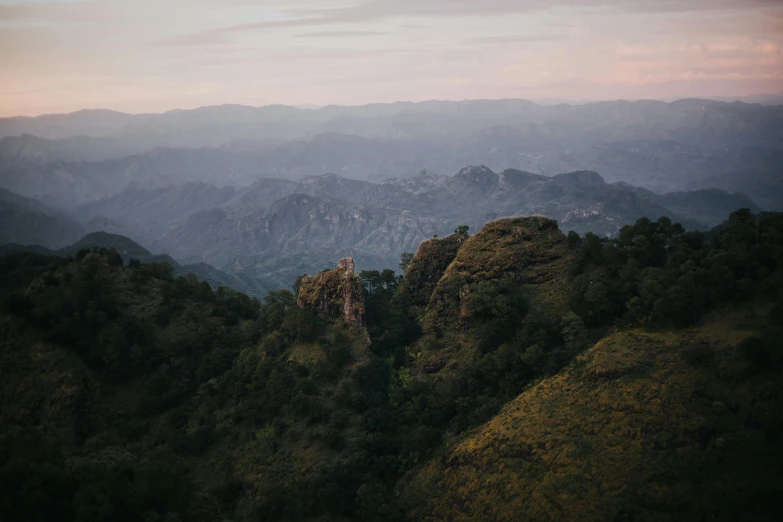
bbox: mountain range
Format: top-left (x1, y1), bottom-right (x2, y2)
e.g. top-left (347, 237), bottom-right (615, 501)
top-left (1, 97), bottom-right (777, 296)
top-left (1, 164), bottom-right (758, 296)
top-left (1, 98), bottom-right (781, 209)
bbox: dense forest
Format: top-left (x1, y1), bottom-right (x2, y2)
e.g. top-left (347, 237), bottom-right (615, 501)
top-left (1, 209), bottom-right (782, 521)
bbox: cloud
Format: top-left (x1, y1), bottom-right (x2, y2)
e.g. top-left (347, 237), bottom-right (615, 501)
top-left (152, 32), bottom-right (233, 46)
top-left (209, 1), bottom-right (553, 34)
top-left (296, 30), bottom-right (388, 38)
top-left (647, 13), bottom-right (783, 37)
top-left (621, 0), bottom-right (781, 13)
top-left (145, 0), bottom-right (781, 55)
top-left (466, 34), bottom-right (567, 45)
top-left (0, 0), bottom-right (124, 23)
top-left (206, 0), bottom-right (777, 33)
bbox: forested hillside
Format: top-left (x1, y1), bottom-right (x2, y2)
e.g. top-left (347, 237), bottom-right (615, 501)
top-left (1, 209), bottom-right (781, 521)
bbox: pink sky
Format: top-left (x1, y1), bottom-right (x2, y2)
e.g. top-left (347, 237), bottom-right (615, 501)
top-left (1, 0), bottom-right (782, 116)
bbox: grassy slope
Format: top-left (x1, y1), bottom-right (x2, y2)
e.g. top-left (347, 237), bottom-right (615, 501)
top-left (402, 302), bottom-right (783, 521)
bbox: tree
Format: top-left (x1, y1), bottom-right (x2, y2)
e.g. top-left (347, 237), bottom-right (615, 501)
top-left (560, 312), bottom-right (588, 354)
top-left (356, 480), bottom-right (397, 521)
top-left (583, 281), bottom-right (610, 326)
top-left (454, 225), bottom-right (470, 235)
top-left (582, 232), bottom-right (604, 264)
top-left (399, 252), bottom-right (414, 273)
top-left (0, 429), bottom-right (73, 522)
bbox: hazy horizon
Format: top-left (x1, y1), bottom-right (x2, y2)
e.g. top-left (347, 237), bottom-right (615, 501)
top-left (4, 93), bottom-right (783, 119)
top-left (2, 0), bottom-right (782, 117)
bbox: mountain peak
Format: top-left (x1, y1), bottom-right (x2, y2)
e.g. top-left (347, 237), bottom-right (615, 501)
top-left (553, 170), bottom-right (606, 186)
top-left (299, 172), bottom-right (353, 185)
top-left (423, 215), bottom-right (569, 335)
top-left (336, 257), bottom-right (356, 272)
top-left (456, 165), bottom-right (495, 178)
top-left (454, 166), bottom-right (498, 185)
top-left (297, 257), bottom-right (365, 326)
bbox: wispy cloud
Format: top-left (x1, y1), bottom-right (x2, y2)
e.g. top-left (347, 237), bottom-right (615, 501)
top-left (152, 32), bottom-right (233, 46)
top-left (621, 0), bottom-right (782, 13)
top-left (297, 30), bottom-right (388, 38)
top-left (466, 34), bottom-right (567, 45)
top-left (152, 0), bottom-right (780, 52)
top-left (201, 0), bottom-right (778, 34)
top-left (0, 0), bottom-right (122, 23)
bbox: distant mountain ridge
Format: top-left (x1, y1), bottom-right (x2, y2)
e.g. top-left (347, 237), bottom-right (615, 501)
top-left (84, 168), bottom-right (760, 294)
top-left (154, 192), bottom-right (444, 292)
top-left (0, 147), bottom-right (268, 206)
top-left (1, 163), bottom-right (759, 295)
top-left (0, 133), bottom-right (151, 163)
top-left (3, 98), bottom-right (781, 140)
top-left (1, 98), bottom-right (781, 209)
top-left (0, 230), bottom-right (269, 297)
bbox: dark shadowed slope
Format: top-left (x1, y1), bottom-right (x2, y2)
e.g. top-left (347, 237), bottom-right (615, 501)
top-left (0, 188), bottom-right (84, 248)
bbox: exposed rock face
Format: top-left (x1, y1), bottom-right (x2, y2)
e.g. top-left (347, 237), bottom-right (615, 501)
top-left (561, 204), bottom-right (603, 225)
top-left (297, 257), bottom-right (365, 326)
top-left (336, 257), bottom-right (355, 271)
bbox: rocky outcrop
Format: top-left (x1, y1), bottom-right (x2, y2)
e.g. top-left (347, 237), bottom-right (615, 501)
top-left (296, 257), bottom-right (365, 326)
top-left (394, 232), bottom-right (468, 309)
top-left (422, 216), bottom-right (573, 331)
top-left (336, 257), bottom-right (355, 271)
top-left (561, 204), bottom-right (603, 224)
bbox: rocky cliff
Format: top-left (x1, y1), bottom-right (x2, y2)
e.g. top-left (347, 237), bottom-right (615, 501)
top-left (296, 257), bottom-right (365, 326)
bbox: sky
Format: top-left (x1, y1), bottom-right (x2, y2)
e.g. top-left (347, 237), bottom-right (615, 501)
top-left (1, 0), bottom-right (782, 116)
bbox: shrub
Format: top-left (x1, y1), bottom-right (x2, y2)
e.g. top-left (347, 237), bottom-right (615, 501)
top-left (681, 344), bottom-right (715, 366)
top-left (738, 336), bottom-right (770, 370)
top-left (324, 427), bottom-right (345, 450)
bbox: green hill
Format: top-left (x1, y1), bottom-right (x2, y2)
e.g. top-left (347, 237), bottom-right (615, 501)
top-left (1, 209), bottom-right (781, 521)
top-left (402, 304), bottom-right (783, 521)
